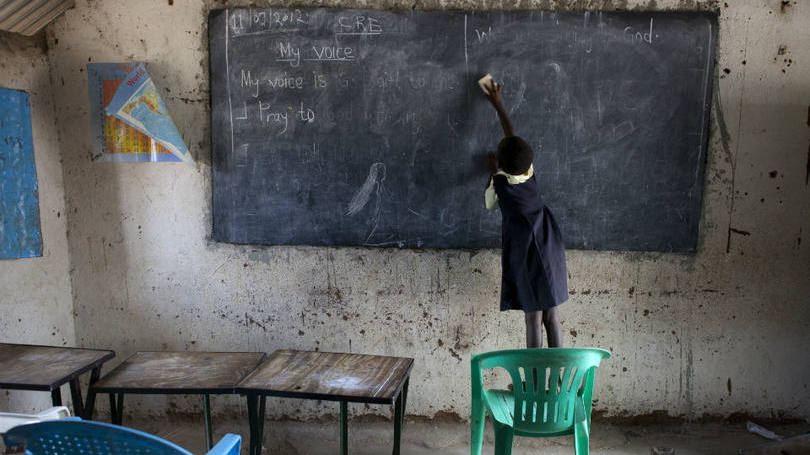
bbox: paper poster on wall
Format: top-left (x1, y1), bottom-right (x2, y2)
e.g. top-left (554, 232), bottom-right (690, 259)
top-left (87, 63), bottom-right (189, 163)
top-left (106, 64), bottom-right (192, 164)
top-left (0, 87), bottom-right (43, 260)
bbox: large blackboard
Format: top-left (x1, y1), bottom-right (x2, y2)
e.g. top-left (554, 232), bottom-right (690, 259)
top-left (209, 8), bottom-right (716, 251)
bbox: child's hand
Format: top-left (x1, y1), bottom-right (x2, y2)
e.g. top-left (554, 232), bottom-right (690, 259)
top-left (487, 153), bottom-right (498, 174)
top-left (484, 80), bottom-right (503, 106)
top-left (481, 77), bottom-right (515, 137)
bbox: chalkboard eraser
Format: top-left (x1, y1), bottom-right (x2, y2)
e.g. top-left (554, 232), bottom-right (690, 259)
top-left (478, 74), bottom-right (497, 95)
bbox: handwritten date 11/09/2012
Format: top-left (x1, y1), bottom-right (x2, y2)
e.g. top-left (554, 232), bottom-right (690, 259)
top-left (229, 10), bottom-right (383, 36)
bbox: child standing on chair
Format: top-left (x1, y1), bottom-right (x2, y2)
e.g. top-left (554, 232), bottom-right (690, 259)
top-left (482, 78), bottom-right (568, 348)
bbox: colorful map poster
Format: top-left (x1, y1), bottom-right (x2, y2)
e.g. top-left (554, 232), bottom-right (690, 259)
top-left (0, 87), bottom-right (42, 259)
top-left (106, 64), bottom-right (191, 164)
top-left (87, 63), bottom-right (184, 162)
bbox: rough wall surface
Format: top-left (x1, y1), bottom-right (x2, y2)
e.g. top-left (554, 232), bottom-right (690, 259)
top-left (45, 0), bottom-right (810, 421)
top-left (0, 32), bottom-right (75, 412)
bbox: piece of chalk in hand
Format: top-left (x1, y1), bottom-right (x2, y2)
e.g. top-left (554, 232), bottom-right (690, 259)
top-left (478, 74), bottom-right (497, 95)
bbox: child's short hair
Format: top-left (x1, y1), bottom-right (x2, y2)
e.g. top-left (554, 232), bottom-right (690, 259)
top-left (497, 136), bottom-right (533, 175)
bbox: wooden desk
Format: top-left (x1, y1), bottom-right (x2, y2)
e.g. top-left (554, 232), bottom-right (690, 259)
top-left (0, 343), bottom-right (115, 418)
top-left (88, 351), bottom-right (265, 448)
top-left (238, 350), bottom-right (414, 455)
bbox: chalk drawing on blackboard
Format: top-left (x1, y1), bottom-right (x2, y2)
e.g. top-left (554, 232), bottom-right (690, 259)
top-left (346, 162), bottom-right (386, 242)
top-left (509, 82), bottom-right (527, 115)
top-left (463, 15), bottom-right (469, 69)
top-left (347, 162), bottom-right (386, 216)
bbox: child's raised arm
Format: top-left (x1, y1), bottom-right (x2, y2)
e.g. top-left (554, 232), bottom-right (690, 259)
top-left (483, 80), bottom-right (515, 138)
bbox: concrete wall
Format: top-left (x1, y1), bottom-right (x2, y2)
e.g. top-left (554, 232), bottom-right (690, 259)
top-left (42, 0), bottom-right (810, 422)
top-left (0, 32), bottom-right (75, 412)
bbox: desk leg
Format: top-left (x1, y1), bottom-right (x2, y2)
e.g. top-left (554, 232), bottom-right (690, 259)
top-left (117, 393), bottom-right (124, 424)
top-left (401, 378), bottom-right (409, 430)
top-left (203, 394), bottom-right (213, 449)
top-left (51, 387), bottom-right (62, 406)
top-left (244, 394), bottom-right (268, 455)
top-left (83, 367), bottom-right (101, 420)
top-left (108, 394), bottom-right (116, 422)
top-left (69, 378), bottom-right (84, 418)
top-left (340, 401), bottom-right (348, 455)
top-left (393, 392), bottom-right (403, 455)
top-left (392, 378), bottom-right (410, 455)
top-left (257, 395), bottom-right (266, 452)
top-left (246, 394), bottom-right (261, 455)
top-left (109, 393), bottom-right (124, 425)
top-left (246, 395), bottom-right (256, 455)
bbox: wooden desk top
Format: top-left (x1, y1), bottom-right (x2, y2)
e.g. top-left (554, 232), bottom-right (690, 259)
top-left (238, 350), bottom-right (414, 405)
top-left (92, 351), bottom-right (266, 394)
top-left (0, 343), bottom-right (115, 391)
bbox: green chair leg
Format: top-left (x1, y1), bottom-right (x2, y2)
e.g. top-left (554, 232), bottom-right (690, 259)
top-left (574, 398), bottom-right (590, 455)
top-left (493, 422), bottom-right (514, 455)
top-left (470, 402), bottom-right (485, 455)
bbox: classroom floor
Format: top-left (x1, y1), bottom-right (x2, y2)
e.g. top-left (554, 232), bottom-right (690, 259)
top-left (47, 416), bottom-right (805, 455)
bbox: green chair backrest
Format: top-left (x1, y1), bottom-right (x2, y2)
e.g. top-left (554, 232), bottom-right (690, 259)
top-left (472, 348), bottom-right (610, 436)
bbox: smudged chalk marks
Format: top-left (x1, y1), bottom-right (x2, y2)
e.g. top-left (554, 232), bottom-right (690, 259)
top-left (509, 82), bottom-right (527, 116)
top-left (347, 162), bottom-right (385, 215)
top-left (346, 162), bottom-right (386, 242)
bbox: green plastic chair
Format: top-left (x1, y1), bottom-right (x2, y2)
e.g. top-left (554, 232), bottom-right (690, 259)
top-left (470, 348), bottom-right (610, 455)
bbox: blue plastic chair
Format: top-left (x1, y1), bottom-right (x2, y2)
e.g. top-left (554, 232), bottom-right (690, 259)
top-left (3, 419), bottom-right (241, 455)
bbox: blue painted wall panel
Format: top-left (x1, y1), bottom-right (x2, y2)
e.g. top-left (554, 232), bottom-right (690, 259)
top-left (0, 87), bottom-right (43, 259)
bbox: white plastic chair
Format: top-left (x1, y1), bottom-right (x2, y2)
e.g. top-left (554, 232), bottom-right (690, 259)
top-left (0, 407), bottom-right (71, 434)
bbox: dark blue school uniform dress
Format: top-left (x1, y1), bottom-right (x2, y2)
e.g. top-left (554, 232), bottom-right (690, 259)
top-left (493, 174), bottom-right (568, 312)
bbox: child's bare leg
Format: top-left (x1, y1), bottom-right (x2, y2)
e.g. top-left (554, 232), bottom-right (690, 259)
top-left (542, 306), bottom-right (562, 347)
top-left (525, 311), bottom-right (543, 348)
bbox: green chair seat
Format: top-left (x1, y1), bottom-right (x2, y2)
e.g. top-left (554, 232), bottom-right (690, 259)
top-left (483, 389), bottom-right (514, 427)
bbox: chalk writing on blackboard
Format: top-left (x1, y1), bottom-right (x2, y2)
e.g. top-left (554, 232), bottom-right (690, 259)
top-left (209, 8), bottom-right (716, 251)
